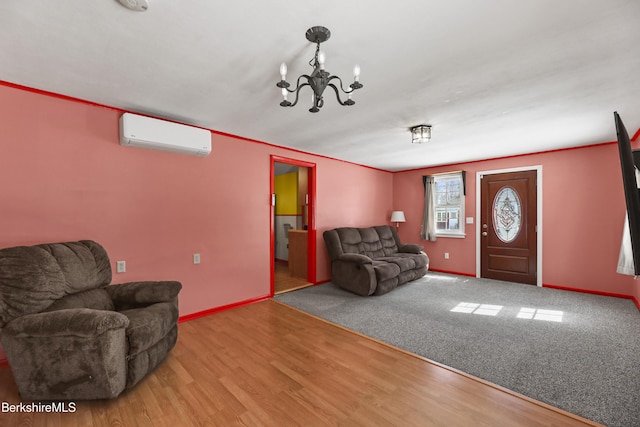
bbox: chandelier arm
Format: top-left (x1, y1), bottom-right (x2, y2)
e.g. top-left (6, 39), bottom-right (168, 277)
top-left (327, 83), bottom-right (353, 106)
top-left (326, 76), bottom-right (355, 94)
top-left (285, 75), bottom-right (312, 93)
top-left (286, 82), bottom-right (310, 107)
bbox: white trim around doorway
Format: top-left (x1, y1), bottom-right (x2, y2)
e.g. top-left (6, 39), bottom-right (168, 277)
top-left (475, 165), bottom-right (543, 287)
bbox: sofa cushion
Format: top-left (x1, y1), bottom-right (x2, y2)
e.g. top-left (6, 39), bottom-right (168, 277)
top-left (335, 228), bottom-right (366, 255)
top-left (37, 241), bottom-right (112, 294)
top-left (398, 244), bottom-right (423, 254)
top-left (106, 281), bottom-right (182, 310)
top-left (334, 227), bottom-right (388, 259)
top-left (377, 253), bottom-right (429, 270)
top-left (406, 253), bottom-right (429, 269)
top-left (358, 227), bottom-right (386, 258)
top-left (0, 240), bottom-right (112, 328)
top-left (43, 288), bottom-right (114, 313)
top-left (374, 256), bottom-right (417, 273)
top-left (372, 260), bottom-right (401, 282)
top-left (374, 226), bottom-right (400, 256)
top-left (0, 246), bottom-right (67, 328)
top-left (119, 301), bottom-right (179, 357)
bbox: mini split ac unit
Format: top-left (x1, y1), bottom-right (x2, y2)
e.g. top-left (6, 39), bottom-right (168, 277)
top-left (119, 113), bottom-right (212, 157)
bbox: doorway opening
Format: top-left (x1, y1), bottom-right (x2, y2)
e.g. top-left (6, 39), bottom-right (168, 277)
top-left (270, 156), bottom-right (316, 295)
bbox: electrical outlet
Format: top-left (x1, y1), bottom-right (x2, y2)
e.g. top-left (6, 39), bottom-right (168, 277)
top-left (444, 253), bottom-right (450, 260)
top-left (116, 260), bottom-right (126, 273)
top-left (193, 253), bottom-right (200, 264)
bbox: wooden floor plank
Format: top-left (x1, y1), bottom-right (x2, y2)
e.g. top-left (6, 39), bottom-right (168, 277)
top-left (274, 263), bottom-right (312, 294)
top-left (0, 299), bottom-right (602, 426)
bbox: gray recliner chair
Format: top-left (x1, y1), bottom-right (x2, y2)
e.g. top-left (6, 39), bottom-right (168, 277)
top-left (0, 240), bottom-right (181, 400)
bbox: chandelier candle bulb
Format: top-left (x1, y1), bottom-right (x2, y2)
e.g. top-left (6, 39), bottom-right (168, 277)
top-left (318, 51), bottom-right (325, 69)
top-left (280, 62), bottom-right (287, 80)
top-left (353, 64), bottom-right (360, 81)
top-left (281, 88), bottom-right (288, 100)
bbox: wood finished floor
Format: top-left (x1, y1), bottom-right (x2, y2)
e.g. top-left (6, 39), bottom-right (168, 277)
top-left (0, 300), bottom-right (602, 427)
top-left (274, 262), bottom-right (311, 294)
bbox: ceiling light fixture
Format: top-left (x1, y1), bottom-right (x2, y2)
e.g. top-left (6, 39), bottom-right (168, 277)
top-left (410, 124), bottom-right (432, 144)
top-left (277, 26), bottom-right (363, 113)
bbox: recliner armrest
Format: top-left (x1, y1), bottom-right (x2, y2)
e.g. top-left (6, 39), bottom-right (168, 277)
top-left (3, 309), bottom-right (129, 338)
top-left (337, 253), bottom-right (373, 264)
top-left (106, 281), bottom-right (182, 306)
top-left (398, 244), bottom-right (424, 254)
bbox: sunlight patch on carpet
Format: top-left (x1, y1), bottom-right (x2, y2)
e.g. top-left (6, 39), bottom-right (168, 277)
top-left (450, 302), bottom-right (503, 316)
top-left (517, 307), bottom-right (564, 322)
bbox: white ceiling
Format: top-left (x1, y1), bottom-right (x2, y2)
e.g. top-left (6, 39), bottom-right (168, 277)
top-left (1, 1), bottom-right (639, 171)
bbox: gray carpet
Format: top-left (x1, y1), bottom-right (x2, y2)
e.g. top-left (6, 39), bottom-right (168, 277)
top-left (274, 272), bottom-right (640, 427)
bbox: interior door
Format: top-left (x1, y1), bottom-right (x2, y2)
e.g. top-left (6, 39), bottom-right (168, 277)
top-left (480, 170), bottom-right (537, 285)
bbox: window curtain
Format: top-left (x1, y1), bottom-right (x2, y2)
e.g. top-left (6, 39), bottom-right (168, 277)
top-left (461, 170), bottom-right (466, 196)
top-left (421, 176), bottom-right (437, 241)
top-left (617, 214), bottom-right (635, 275)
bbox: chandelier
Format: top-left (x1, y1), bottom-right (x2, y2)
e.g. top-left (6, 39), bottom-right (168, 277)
top-left (277, 26), bottom-right (363, 113)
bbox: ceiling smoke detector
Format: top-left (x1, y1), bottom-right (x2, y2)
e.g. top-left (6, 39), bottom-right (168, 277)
top-left (118, 0), bottom-right (149, 11)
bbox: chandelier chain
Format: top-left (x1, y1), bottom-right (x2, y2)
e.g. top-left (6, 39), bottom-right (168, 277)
top-left (309, 42), bottom-right (320, 68)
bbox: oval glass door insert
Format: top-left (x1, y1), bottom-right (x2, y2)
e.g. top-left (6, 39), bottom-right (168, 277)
top-left (493, 186), bottom-right (521, 243)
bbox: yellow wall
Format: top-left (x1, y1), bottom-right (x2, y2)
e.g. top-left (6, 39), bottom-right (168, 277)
top-left (274, 172), bottom-right (298, 215)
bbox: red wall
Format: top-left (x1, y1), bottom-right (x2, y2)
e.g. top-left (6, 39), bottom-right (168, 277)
top-left (393, 143), bottom-right (640, 302)
top-left (0, 83), bottom-right (393, 360)
top-left (2, 81), bottom-right (638, 366)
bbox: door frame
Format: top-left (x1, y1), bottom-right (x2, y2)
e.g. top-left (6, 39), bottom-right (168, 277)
top-left (270, 155), bottom-right (317, 296)
top-left (475, 165), bottom-right (543, 286)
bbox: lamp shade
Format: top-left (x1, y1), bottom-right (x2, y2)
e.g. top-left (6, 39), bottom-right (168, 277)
top-left (390, 211), bottom-right (406, 223)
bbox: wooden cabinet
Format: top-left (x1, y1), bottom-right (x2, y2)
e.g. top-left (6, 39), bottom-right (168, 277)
top-left (288, 230), bottom-right (307, 279)
top-left (297, 168), bottom-right (308, 228)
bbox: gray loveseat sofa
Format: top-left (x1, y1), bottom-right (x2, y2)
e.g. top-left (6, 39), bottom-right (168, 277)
top-left (323, 225), bottom-right (429, 296)
top-left (0, 240), bottom-right (181, 400)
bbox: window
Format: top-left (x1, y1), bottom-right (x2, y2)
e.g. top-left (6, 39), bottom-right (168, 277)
top-left (434, 173), bottom-right (465, 237)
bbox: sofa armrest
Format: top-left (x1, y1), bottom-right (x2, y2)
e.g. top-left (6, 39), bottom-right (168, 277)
top-left (337, 253), bottom-right (373, 264)
top-left (3, 309), bottom-right (129, 338)
top-left (398, 244), bottom-right (424, 254)
top-left (1, 309), bottom-right (129, 400)
top-left (106, 281), bottom-right (182, 306)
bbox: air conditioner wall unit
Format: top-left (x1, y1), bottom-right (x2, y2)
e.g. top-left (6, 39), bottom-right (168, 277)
top-left (119, 113), bottom-right (212, 157)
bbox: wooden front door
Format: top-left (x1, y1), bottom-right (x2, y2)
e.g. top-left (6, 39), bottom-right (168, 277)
top-left (480, 170), bottom-right (537, 285)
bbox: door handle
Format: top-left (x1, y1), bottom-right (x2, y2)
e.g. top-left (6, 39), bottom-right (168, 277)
top-left (482, 232), bottom-right (488, 236)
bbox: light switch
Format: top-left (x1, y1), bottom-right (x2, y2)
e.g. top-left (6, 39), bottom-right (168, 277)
top-left (193, 253), bottom-right (201, 264)
top-left (466, 217), bottom-right (474, 224)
